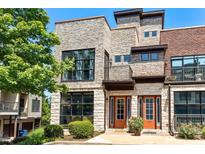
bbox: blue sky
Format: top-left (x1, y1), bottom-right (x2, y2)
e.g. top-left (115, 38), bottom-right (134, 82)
top-left (45, 8), bottom-right (205, 32)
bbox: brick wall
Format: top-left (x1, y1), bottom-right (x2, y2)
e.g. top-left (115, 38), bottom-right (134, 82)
top-left (160, 26), bottom-right (205, 76)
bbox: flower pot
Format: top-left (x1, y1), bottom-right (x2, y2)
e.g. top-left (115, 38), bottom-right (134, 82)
top-left (134, 130), bottom-right (141, 136)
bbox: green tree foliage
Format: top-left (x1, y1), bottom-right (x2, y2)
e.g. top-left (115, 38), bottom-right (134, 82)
top-left (41, 97), bottom-right (51, 126)
top-left (0, 9), bottom-right (73, 96)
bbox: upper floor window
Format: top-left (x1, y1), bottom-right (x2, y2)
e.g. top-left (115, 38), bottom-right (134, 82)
top-left (144, 32), bottom-right (149, 38)
top-left (115, 55), bottom-right (130, 63)
top-left (123, 55), bottom-right (131, 63)
top-left (32, 99), bottom-right (40, 112)
top-left (171, 55), bottom-right (205, 81)
top-left (141, 53), bottom-right (149, 61)
top-left (151, 31), bottom-right (157, 37)
top-left (62, 49), bottom-right (95, 81)
top-left (141, 52), bottom-right (160, 62)
top-left (144, 31), bottom-right (157, 38)
top-left (115, 55), bottom-right (121, 63)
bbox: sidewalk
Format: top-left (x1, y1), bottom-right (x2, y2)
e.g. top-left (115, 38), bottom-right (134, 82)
top-left (86, 132), bottom-right (205, 145)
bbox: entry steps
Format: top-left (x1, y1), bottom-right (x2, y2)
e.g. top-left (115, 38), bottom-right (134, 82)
top-left (142, 129), bottom-right (169, 136)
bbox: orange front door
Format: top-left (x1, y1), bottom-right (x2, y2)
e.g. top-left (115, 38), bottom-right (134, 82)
top-left (114, 97), bottom-right (126, 128)
top-left (143, 97), bottom-right (156, 129)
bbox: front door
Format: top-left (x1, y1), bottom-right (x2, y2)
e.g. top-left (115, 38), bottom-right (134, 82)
top-left (143, 97), bottom-right (156, 129)
top-left (114, 97), bottom-right (126, 128)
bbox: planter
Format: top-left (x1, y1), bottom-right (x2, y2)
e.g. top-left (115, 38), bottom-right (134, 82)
top-left (134, 130), bottom-right (141, 136)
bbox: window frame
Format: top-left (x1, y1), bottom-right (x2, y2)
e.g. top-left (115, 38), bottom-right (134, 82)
top-left (151, 31), bottom-right (157, 37)
top-left (32, 99), bottom-right (40, 113)
top-left (60, 92), bottom-right (94, 125)
top-left (115, 55), bottom-right (121, 63)
top-left (61, 48), bottom-right (95, 82)
top-left (144, 31), bottom-right (150, 38)
top-left (123, 55), bottom-right (131, 63)
top-left (174, 91), bottom-right (205, 115)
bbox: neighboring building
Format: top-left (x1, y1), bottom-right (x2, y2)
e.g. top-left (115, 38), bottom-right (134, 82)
top-left (51, 8), bottom-right (205, 134)
top-left (0, 91), bottom-right (42, 139)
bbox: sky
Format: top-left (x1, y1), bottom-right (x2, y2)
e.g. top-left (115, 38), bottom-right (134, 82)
top-left (45, 8), bottom-right (205, 32)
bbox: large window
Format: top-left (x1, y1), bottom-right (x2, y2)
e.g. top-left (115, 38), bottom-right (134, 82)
top-left (60, 92), bottom-right (94, 125)
top-left (171, 55), bottom-right (205, 81)
top-left (62, 49), bottom-right (95, 81)
top-left (174, 91), bottom-right (205, 115)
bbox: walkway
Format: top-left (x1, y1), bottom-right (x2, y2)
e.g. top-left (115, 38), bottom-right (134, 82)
top-left (86, 132), bottom-right (205, 145)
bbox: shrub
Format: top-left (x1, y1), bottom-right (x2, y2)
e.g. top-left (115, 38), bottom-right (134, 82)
top-left (128, 117), bottom-right (143, 135)
top-left (68, 120), bottom-right (94, 139)
top-left (44, 125), bottom-right (64, 139)
top-left (178, 124), bottom-right (197, 139)
top-left (12, 136), bottom-right (29, 144)
top-left (201, 127), bottom-right (205, 139)
top-left (0, 141), bottom-right (11, 145)
top-left (18, 128), bottom-right (45, 145)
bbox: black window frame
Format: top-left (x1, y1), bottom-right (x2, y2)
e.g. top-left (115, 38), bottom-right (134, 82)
top-left (174, 91), bottom-right (205, 115)
top-left (171, 55), bottom-right (205, 81)
top-left (61, 48), bottom-right (95, 82)
top-left (60, 92), bottom-right (94, 125)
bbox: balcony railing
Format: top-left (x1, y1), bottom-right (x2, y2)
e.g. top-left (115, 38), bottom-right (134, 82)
top-left (169, 66), bottom-right (205, 81)
top-left (0, 101), bottom-right (19, 113)
top-left (174, 114), bottom-right (205, 129)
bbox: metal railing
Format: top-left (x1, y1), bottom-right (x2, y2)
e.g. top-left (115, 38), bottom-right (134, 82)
top-left (170, 66), bottom-right (205, 81)
top-left (174, 114), bottom-right (205, 129)
top-left (0, 101), bottom-right (19, 113)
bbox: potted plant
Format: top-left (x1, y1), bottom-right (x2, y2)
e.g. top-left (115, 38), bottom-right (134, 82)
top-left (128, 117), bottom-right (143, 136)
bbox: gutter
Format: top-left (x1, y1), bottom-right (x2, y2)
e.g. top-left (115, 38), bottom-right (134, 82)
top-left (168, 84), bottom-right (174, 136)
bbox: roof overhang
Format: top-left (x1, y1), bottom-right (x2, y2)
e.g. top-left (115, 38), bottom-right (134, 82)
top-left (164, 81), bottom-right (205, 85)
top-left (131, 44), bottom-right (168, 53)
top-left (103, 80), bottom-right (135, 90)
top-left (132, 76), bottom-right (165, 83)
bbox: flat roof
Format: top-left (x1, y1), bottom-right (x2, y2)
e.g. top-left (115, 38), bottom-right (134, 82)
top-left (162, 25), bottom-right (205, 32)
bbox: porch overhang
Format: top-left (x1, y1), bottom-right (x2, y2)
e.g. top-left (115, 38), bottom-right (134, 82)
top-left (131, 44), bottom-right (168, 52)
top-left (102, 80), bottom-right (135, 90)
top-left (132, 75), bottom-right (165, 83)
top-left (164, 80), bottom-right (205, 85)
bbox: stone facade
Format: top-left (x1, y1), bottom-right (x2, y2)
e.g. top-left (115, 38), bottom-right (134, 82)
top-left (51, 8), bottom-right (205, 134)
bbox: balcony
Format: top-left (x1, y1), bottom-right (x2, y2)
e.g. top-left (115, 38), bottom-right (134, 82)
top-left (0, 101), bottom-right (19, 115)
top-left (166, 66), bottom-right (205, 83)
top-left (103, 65), bottom-right (135, 90)
top-left (174, 114), bottom-right (205, 130)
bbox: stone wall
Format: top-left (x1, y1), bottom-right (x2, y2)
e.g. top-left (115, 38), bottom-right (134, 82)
top-left (131, 61), bottom-right (164, 77)
top-left (109, 65), bottom-right (132, 80)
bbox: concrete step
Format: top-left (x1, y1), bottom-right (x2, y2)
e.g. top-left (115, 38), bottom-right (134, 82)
top-left (142, 129), bottom-right (169, 136)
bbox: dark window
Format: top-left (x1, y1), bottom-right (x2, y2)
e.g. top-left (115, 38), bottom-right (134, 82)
top-left (115, 55), bottom-right (121, 63)
top-left (124, 55), bottom-right (131, 63)
top-left (152, 31), bottom-right (157, 37)
top-left (174, 91), bottom-right (205, 115)
top-left (104, 51), bottom-right (109, 80)
top-left (156, 97), bottom-right (161, 124)
top-left (60, 92), bottom-right (94, 124)
top-left (141, 53), bottom-right (149, 61)
top-left (171, 55), bottom-right (205, 81)
top-left (144, 32), bottom-right (149, 37)
top-left (62, 49), bottom-right (95, 81)
top-left (32, 99), bottom-right (40, 112)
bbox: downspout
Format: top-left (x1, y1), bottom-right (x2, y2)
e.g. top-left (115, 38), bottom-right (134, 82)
top-left (168, 84), bottom-right (174, 136)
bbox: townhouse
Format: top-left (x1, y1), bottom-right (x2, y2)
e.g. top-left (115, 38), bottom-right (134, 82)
top-left (0, 91), bottom-right (42, 139)
top-left (51, 8), bottom-right (205, 134)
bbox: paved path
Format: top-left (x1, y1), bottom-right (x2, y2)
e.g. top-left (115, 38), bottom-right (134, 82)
top-left (86, 132), bottom-right (205, 145)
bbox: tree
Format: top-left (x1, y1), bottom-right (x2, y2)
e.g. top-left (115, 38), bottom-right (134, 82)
top-left (0, 9), bottom-right (73, 96)
top-left (41, 97), bottom-right (51, 126)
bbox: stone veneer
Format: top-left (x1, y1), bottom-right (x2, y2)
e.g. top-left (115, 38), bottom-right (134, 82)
top-left (51, 10), bottom-right (164, 132)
